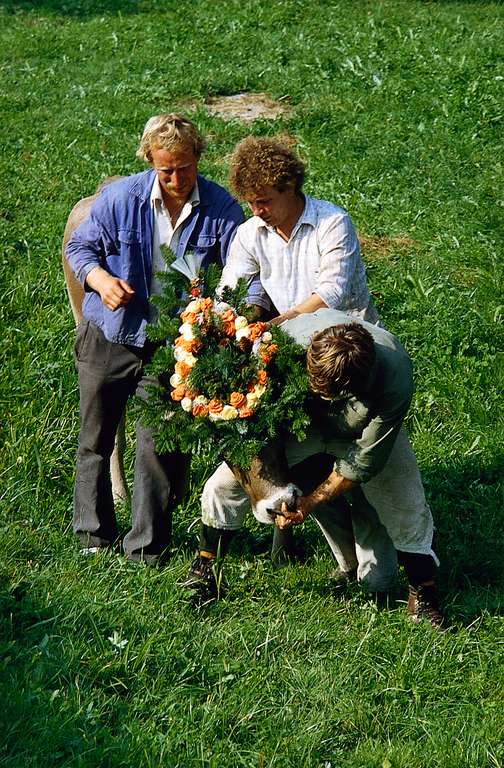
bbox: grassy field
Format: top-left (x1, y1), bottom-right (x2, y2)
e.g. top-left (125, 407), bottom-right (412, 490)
top-left (1, 0), bottom-right (503, 766)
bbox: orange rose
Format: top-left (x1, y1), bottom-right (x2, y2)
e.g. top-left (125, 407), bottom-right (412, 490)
top-left (208, 399), bottom-right (224, 414)
top-left (200, 297), bottom-right (213, 311)
top-left (267, 343), bottom-right (278, 356)
top-left (230, 392), bottom-right (247, 409)
top-left (220, 309), bottom-right (236, 323)
top-left (238, 406), bottom-right (254, 418)
top-left (171, 385), bottom-right (186, 401)
top-left (175, 361), bottom-right (191, 378)
top-left (223, 321), bottom-right (236, 338)
top-left (175, 337), bottom-right (199, 353)
top-left (180, 310), bottom-right (198, 324)
top-left (248, 322), bottom-right (267, 341)
top-left (185, 339), bottom-right (201, 354)
top-left (257, 370), bottom-right (268, 385)
top-left (192, 403), bottom-right (209, 418)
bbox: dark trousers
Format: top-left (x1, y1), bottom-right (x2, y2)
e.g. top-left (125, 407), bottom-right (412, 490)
top-left (73, 320), bottom-right (188, 562)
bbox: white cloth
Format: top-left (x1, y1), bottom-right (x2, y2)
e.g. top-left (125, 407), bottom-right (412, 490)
top-left (219, 195), bottom-right (378, 322)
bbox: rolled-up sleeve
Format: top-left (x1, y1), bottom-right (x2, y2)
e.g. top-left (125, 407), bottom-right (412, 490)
top-left (315, 212), bottom-right (361, 309)
top-left (333, 363), bottom-right (414, 483)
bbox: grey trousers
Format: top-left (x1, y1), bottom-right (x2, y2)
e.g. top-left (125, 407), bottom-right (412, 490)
top-left (73, 320), bottom-right (188, 562)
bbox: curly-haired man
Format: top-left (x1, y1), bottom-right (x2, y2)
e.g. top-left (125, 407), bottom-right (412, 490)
top-left (220, 136), bottom-right (378, 325)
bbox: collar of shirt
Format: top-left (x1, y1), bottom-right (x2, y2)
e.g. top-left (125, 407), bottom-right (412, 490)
top-left (150, 176), bottom-right (200, 215)
top-left (253, 194), bottom-right (316, 238)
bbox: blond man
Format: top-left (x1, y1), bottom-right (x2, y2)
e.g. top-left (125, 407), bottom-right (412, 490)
top-left (65, 114), bottom-right (244, 563)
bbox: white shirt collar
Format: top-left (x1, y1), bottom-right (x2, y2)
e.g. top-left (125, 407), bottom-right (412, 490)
top-left (150, 176), bottom-right (200, 209)
top-left (253, 194), bottom-right (315, 233)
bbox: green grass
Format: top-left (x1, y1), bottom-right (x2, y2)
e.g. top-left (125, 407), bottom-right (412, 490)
top-left (1, 0), bottom-right (503, 765)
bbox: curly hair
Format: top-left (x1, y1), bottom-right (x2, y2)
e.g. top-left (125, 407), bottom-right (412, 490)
top-left (228, 136), bottom-right (305, 199)
top-left (306, 324), bottom-right (376, 399)
top-left (136, 113), bottom-right (206, 162)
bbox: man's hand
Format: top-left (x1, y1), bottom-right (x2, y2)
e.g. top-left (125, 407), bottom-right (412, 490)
top-left (86, 266), bottom-right (135, 311)
top-left (274, 498), bottom-right (311, 530)
top-left (274, 470), bottom-right (357, 530)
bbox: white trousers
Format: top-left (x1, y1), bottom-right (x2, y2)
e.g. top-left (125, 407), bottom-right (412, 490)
top-left (201, 428), bottom-right (437, 592)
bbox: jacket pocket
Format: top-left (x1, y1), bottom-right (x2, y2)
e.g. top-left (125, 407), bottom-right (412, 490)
top-left (186, 234), bottom-right (217, 261)
top-left (111, 229), bottom-right (144, 280)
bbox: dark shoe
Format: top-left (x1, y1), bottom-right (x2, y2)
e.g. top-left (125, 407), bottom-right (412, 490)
top-left (125, 550), bottom-right (170, 567)
top-left (407, 583), bottom-right (445, 629)
top-left (179, 555), bottom-right (219, 605)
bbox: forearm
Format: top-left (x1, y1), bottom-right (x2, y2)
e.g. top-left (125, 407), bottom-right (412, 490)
top-left (302, 471), bottom-right (356, 515)
top-left (85, 265), bottom-right (112, 293)
top-left (271, 293), bottom-right (328, 326)
top-left (275, 470), bottom-right (356, 529)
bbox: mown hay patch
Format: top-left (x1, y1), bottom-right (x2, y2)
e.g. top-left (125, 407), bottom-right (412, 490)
top-left (359, 234), bottom-right (416, 261)
top-left (205, 92), bottom-right (291, 122)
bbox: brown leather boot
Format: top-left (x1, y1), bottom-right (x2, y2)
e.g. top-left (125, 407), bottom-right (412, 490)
top-left (407, 582), bottom-right (445, 629)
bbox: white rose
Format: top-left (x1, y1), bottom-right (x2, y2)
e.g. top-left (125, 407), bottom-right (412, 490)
top-left (209, 411), bottom-right (223, 422)
top-left (236, 327), bottom-right (250, 341)
top-left (174, 347), bottom-right (189, 362)
top-left (169, 373), bottom-right (183, 387)
top-left (261, 331), bottom-right (272, 343)
top-left (213, 301), bottom-right (232, 315)
top-left (179, 323), bottom-right (195, 341)
top-left (253, 384), bottom-right (266, 398)
top-left (181, 397), bottom-right (193, 412)
top-left (184, 353), bottom-right (197, 367)
top-left (234, 316), bottom-right (248, 330)
top-left (185, 300), bottom-right (200, 313)
top-left (194, 395), bottom-right (208, 406)
top-left (246, 392), bottom-right (259, 407)
top-left (220, 405), bottom-right (239, 420)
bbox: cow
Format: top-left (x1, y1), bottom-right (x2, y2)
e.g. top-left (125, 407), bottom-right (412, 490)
top-left (62, 177), bottom-right (130, 503)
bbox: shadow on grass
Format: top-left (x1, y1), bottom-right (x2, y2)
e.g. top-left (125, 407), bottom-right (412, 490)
top-left (0, 0), bottom-right (141, 17)
top-left (0, 577), bottom-right (130, 766)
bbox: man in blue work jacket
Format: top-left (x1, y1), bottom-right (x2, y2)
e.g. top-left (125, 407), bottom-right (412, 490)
top-left (65, 113), bottom-right (244, 564)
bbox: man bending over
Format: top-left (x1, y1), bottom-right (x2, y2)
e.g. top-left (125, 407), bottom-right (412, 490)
top-left (182, 309), bottom-right (445, 628)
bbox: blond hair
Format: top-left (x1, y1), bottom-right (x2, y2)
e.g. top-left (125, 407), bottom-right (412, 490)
top-left (136, 113), bottom-right (206, 162)
top-left (307, 324), bottom-right (376, 399)
top-left (229, 136), bottom-right (305, 199)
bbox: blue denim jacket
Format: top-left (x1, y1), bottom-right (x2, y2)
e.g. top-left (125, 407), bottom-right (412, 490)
top-left (65, 170), bottom-right (244, 346)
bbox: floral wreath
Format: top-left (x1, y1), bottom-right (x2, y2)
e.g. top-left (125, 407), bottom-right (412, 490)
top-left (169, 280), bottom-right (279, 423)
top-left (139, 256), bottom-right (312, 469)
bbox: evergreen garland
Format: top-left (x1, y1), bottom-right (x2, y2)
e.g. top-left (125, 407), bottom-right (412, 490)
top-left (139, 252), bottom-right (313, 469)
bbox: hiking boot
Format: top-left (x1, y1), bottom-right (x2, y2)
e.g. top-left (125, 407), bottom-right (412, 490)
top-left (179, 555), bottom-right (219, 605)
top-left (407, 583), bottom-right (445, 629)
